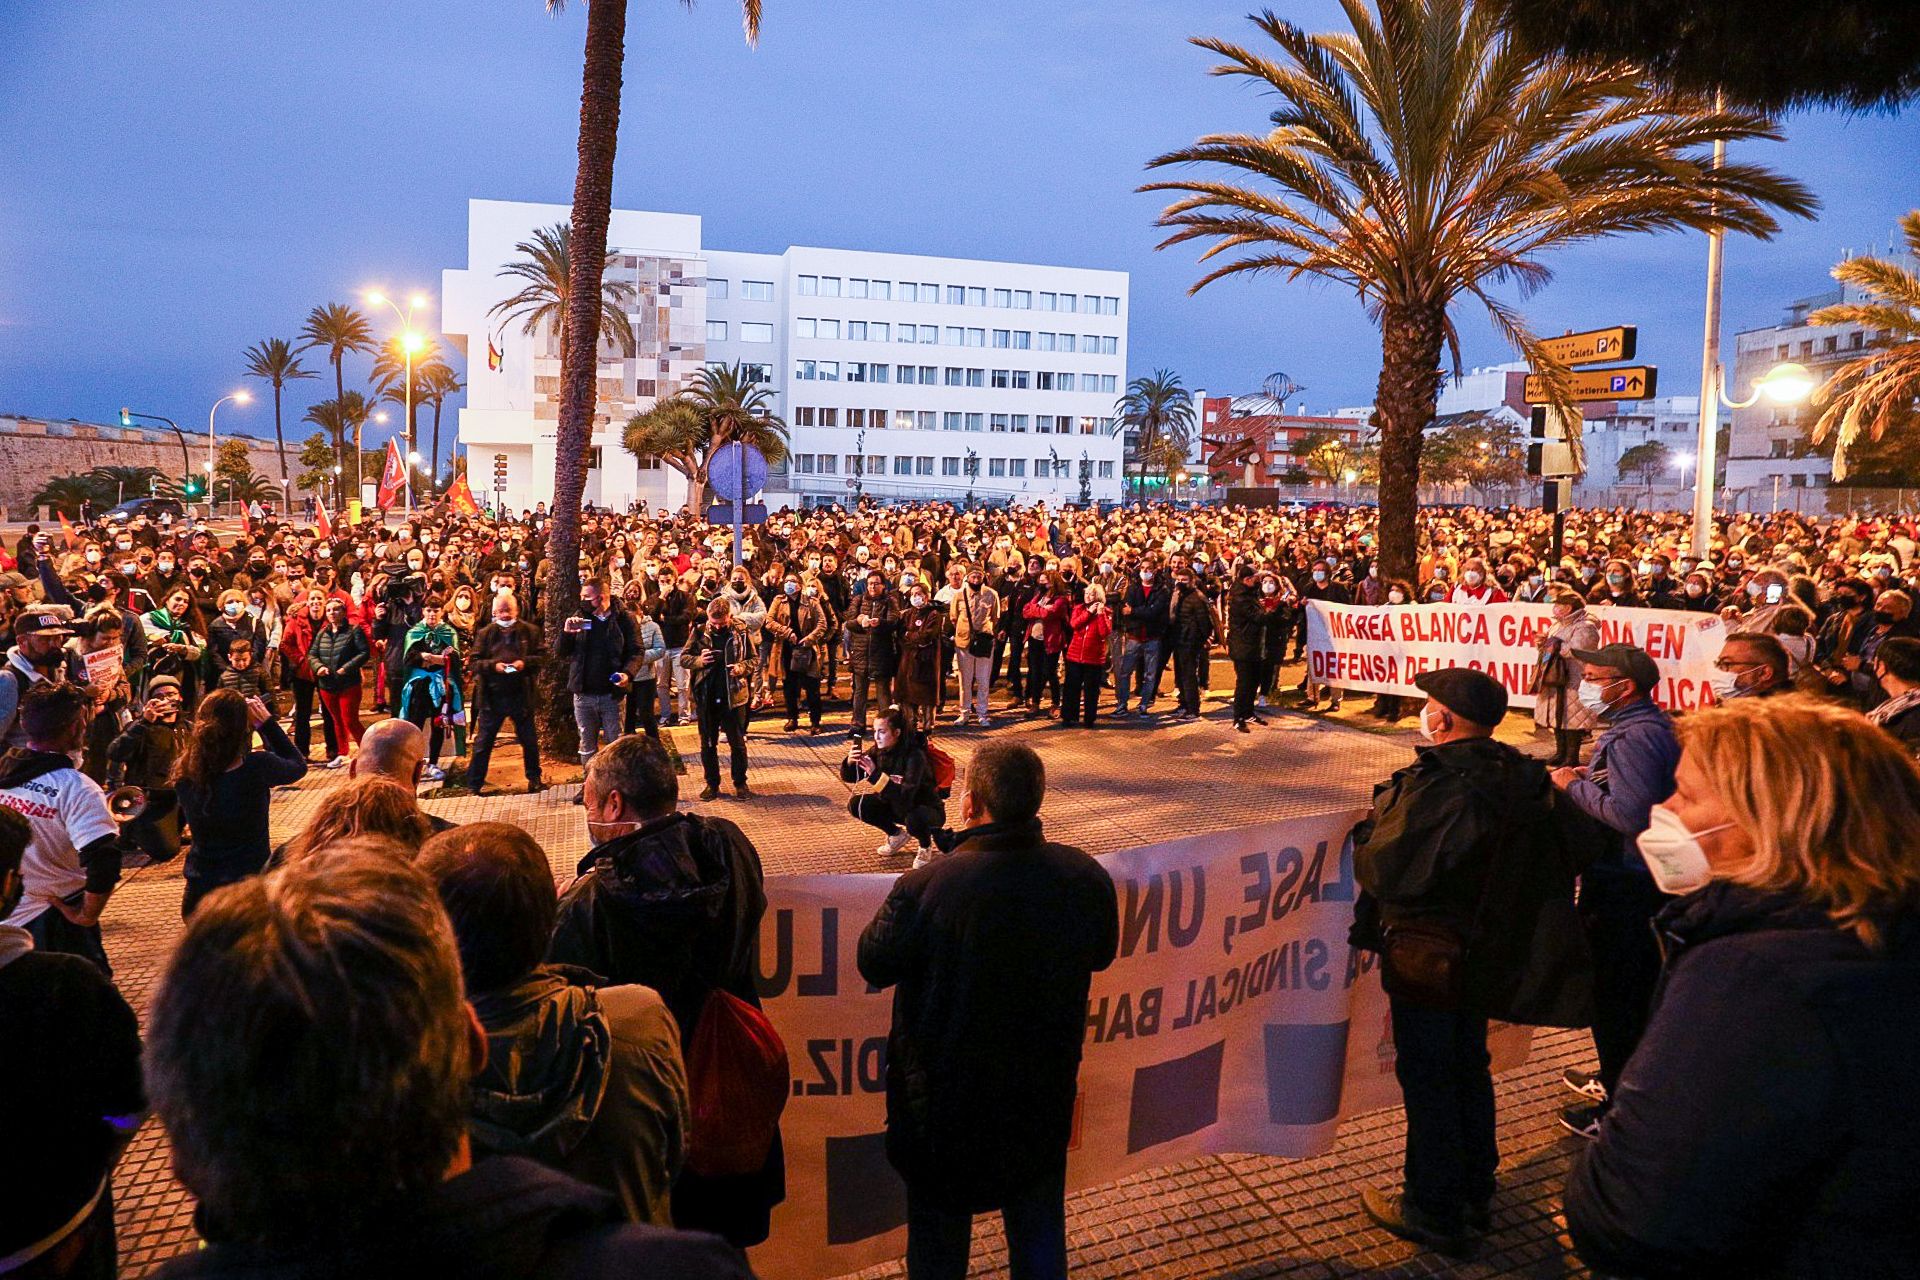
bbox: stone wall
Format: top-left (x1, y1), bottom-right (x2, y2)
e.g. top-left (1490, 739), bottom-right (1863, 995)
top-left (0, 416), bottom-right (303, 518)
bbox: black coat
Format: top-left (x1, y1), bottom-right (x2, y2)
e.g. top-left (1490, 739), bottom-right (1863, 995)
top-left (1351, 736), bottom-right (1595, 1028)
top-left (555, 607), bottom-right (641, 695)
top-left (1226, 583), bottom-right (1266, 661)
top-left (154, 1156), bottom-right (751, 1280)
top-left (1167, 584), bottom-right (1216, 649)
top-left (1566, 883), bottom-right (1920, 1278)
top-left (857, 818), bottom-right (1118, 1211)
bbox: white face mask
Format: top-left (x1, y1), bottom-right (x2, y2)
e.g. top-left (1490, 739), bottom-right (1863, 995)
top-left (1577, 679), bottom-right (1619, 715)
top-left (1388, 589), bottom-right (1407, 604)
top-left (1465, 570), bottom-right (1483, 586)
top-left (1416, 703), bottom-right (1442, 744)
top-left (1635, 806), bottom-right (1734, 895)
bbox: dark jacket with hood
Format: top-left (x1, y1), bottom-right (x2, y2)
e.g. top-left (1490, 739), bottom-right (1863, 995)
top-left (468, 964), bottom-right (688, 1228)
top-left (153, 1155), bottom-right (752, 1280)
top-left (1351, 735), bottom-right (1595, 1028)
top-left (547, 811), bottom-right (783, 1247)
top-left (1566, 882), bottom-right (1920, 1279)
top-left (857, 818), bottom-right (1118, 1212)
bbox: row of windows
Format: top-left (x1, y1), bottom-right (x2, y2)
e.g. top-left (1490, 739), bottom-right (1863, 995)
top-left (707, 280), bottom-right (773, 302)
top-left (789, 276), bottom-right (1121, 314)
top-left (792, 362), bottom-right (1117, 393)
top-left (789, 407), bottom-right (1112, 435)
top-left (786, 319), bottom-right (1119, 354)
top-left (790, 453), bottom-right (1117, 479)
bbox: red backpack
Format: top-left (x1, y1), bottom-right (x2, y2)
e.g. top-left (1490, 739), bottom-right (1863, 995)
top-left (683, 988), bottom-right (791, 1178)
top-left (925, 741), bottom-right (956, 798)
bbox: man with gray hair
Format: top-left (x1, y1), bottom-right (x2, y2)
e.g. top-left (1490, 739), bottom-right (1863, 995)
top-left (858, 740), bottom-right (1118, 1280)
top-left (144, 843), bottom-right (750, 1278)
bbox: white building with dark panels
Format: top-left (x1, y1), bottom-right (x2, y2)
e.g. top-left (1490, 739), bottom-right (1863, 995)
top-left (444, 199), bottom-right (1129, 512)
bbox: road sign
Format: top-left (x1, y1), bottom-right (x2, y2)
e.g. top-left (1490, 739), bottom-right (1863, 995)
top-left (1540, 326), bottom-right (1637, 366)
top-left (1523, 366), bottom-right (1657, 403)
top-left (705, 501), bottom-right (768, 526)
top-left (708, 441), bottom-right (768, 502)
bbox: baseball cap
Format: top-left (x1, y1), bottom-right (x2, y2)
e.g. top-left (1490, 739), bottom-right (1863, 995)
top-left (13, 611), bottom-right (76, 638)
top-left (1411, 667), bottom-right (1509, 727)
top-left (1571, 642), bottom-right (1660, 691)
top-left (0, 571), bottom-right (29, 591)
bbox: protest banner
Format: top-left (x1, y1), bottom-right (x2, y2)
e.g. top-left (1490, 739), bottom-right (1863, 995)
top-left (747, 809), bottom-right (1532, 1280)
top-left (81, 645), bottom-right (123, 692)
top-left (1305, 601), bottom-right (1727, 712)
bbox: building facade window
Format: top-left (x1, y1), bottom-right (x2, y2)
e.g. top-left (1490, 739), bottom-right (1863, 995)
top-left (1013, 290), bottom-right (1032, 309)
top-left (1012, 414), bottom-right (1030, 433)
top-left (917, 411), bottom-right (936, 431)
top-left (894, 456), bottom-right (913, 475)
top-left (797, 275), bottom-right (818, 295)
top-left (709, 279), bottom-right (729, 299)
top-left (993, 289), bottom-right (1011, 308)
top-left (796, 318), bottom-right (817, 338)
top-left (942, 456), bottom-right (961, 476)
top-left (741, 322), bottom-right (773, 342)
top-left (965, 413), bottom-right (984, 432)
top-left (848, 321), bottom-right (867, 341)
top-left (992, 369), bottom-right (1010, 389)
top-left (989, 458), bottom-right (1007, 477)
top-left (819, 408), bottom-right (839, 427)
top-left (945, 367), bottom-right (965, 386)
top-left (943, 412), bottom-right (962, 431)
top-left (820, 277), bottom-right (842, 297)
top-left (794, 407), bottom-right (816, 426)
top-left (1010, 370), bottom-right (1031, 389)
top-left (918, 366), bottom-right (938, 385)
top-left (993, 329), bottom-right (1011, 348)
top-left (916, 456), bottom-right (935, 475)
top-left (1009, 459), bottom-right (1026, 477)
top-left (966, 368), bottom-right (985, 387)
top-left (818, 455), bottom-right (837, 474)
top-left (870, 280), bottom-right (891, 301)
top-left (946, 285), bottom-right (966, 305)
top-left (707, 320), bottom-right (727, 341)
top-left (918, 325), bottom-right (939, 343)
top-left (1098, 460), bottom-right (1115, 478)
top-left (1013, 331), bottom-right (1032, 349)
top-left (990, 413), bottom-right (1009, 432)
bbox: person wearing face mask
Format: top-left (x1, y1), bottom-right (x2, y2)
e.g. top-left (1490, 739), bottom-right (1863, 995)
top-left (1112, 563), bottom-right (1171, 718)
top-left (765, 574), bottom-right (827, 735)
top-left (948, 565), bottom-right (1001, 728)
top-left (547, 733), bottom-right (785, 1249)
top-left (466, 593), bottom-right (546, 796)
top-left (1061, 583), bottom-right (1113, 729)
top-left (845, 572), bottom-right (901, 741)
top-left (1837, 588), bottom-right (1918, 708)
top-left (1548, 643), bottom-right (1680, 1140)
top-left (0, 611), bottom-right (89, 750)
top-left (1707, 632), bottom-right (1792, 703)
top-left (1449, 558), bottom-right (1508, 607)
top-left (1299, 560), bottom-right (1350, 713)
top-left (1349, 667), bottom-right (1591, 1257)
top-left (681, 599), bottom-right (755, 801)
top-left (841, 709), bottom-right (944, 861)
top-left (1020, 570), bottom-right (1071, 719)
top-left (648, 569), bottom-right (696, 726)
top-left (895, 580), bottom-right (946, 735)
top-left (209, 589), bottom-right (267, 675)
top-left (857, 741), bottom-right (1116, 1280)
top-left (720, 567), bottom-right (769, 709)
top-left (1535, 592), bottom-right (1602, 765)
top-left (1677, 568), bottom-right (1720, 614)
top-left (1864, 636), bottom-right (1920, 755)
top-left (1566, 697), bottom-right (1920, 1279)
top-left (1225, 562), bottom-right (1273, 733)
top-left (277, 591), bottom-right (336, 762)
top-left (1165, 567), bottom-right (1218, 722)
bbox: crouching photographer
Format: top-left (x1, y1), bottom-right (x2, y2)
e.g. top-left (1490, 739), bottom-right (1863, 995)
top-left (842, 709), bottom-right (945, 865)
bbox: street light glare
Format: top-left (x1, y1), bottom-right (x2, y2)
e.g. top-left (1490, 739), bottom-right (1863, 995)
top-left (409, 294), bottom-right (429, 309)
top-left (233, 390), bottom-right (252, 404)
top-left (402, 331), bottom-right (426, 354)
top-left (366, 290), bottom-right (387, 306)
top-left (1756, 361), bottom-right (1815, 405)
top-left (1674, 452), bottom-right (1695, 469)
top-left (374, 411), bottom-right (390, 424)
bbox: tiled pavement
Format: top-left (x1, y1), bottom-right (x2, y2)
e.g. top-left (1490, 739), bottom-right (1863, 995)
top-left (105, 666), bottom-right (1598, 1279)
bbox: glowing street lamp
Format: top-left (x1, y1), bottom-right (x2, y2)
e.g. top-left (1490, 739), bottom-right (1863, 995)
top-left (208, 390), bottom-right (251, 515)
top-left (1674, 450), bottom-right (1696, 494)
top-left (367, 290), bottom-right (432, 514)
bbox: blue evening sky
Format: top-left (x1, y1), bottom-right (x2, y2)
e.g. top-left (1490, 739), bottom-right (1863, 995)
top-left (3, 0), bottom-right (1915, 458)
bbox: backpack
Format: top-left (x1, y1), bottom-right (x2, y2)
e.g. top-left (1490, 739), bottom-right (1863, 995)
top-left (925, 740), bottom-right (956, 798)
top-left (683, 988), bottom-right (790, 1178)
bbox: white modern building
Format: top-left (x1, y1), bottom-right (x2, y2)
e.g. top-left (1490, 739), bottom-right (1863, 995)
top-left (443, 199), bottom-right (1129, 512)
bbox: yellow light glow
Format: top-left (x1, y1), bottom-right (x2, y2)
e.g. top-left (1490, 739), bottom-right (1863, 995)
top-left (1756, 361), bottom-right (1815, 405)
top-left (409, 294), bottom-right (429, 309)
top-left (401, 331), bottom-right (426, 354)
top-left (234, 390), bottom-right (252, 404)
top-left (366, 290), bottom-right (387, 306)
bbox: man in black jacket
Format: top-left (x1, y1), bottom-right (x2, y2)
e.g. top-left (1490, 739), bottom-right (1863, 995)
top-left (464, 593), bottom-right (545, 795)
top-left (143, 844), bottom-right (749, 1280)
top-left (1351, 668), bottom-right (1593, 1258)
top-left (1112, 561), bottom-right (1171, 716)
top-left (1166, 565), bottom-right (1217, 721)
top-left (556, 578), bottom-right (641, 779)
top-left (858, 740), bottom-right (1118, 1280)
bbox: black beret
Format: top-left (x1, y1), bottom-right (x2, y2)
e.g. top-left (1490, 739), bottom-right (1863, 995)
top-left (1411, 666), bottom-right (1509, 727)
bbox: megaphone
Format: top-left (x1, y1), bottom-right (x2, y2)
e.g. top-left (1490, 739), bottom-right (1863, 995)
top-left (107, 786), bottom-right (148, 824)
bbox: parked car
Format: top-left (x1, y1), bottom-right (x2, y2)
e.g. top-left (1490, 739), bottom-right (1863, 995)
top-left (104, 496), bottom-right (186, 523)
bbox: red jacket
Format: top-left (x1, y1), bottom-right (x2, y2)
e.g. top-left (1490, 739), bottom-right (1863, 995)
top-left (1065, 603), bottom-right (1113, 665)
top-left (1022, 592), bottom-right (1072, 655)
top-left (280, 610), bottom-right (321, 681)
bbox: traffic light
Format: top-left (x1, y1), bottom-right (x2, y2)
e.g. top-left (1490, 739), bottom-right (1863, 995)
top-left (182, 476), bottom-right (203, 499)
top-left (119, 408), bottom-right (132, 427)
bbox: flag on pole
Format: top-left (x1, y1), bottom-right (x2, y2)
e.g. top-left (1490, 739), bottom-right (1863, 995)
top-left (57, 511), bottom-right (80, 547)
top-left (487, 338), bottom-right (504, 372)
top-left (447, 473), bottom-right (481, 517)
top-left (315, 502), bottom-right (333, 540)
top-left (376, 438), bottom-right (406, 509)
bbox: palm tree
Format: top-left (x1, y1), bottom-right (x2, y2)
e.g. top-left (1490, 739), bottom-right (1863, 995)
top-left (302, 392), bottom-right (377, 504)
top-left (1808, 211), bottom-right (1920, 480)
top-left (220, 472), bottom-right (285, 508)
top-left (538, 0), bottom-right (766, 753)
top-left (297, 303), bottom-right (376, 473)
top-left (488, 223), bottom-right (640, 357)
top-left (1112, 370), bottom-right (1196, 503)
top-left (242, 337), bottom-right (317, 496)
top-left (31, 476), bottom-right (98, 520)
top-left (1142, 1), bottom-right (1814, 582)
top-left (86, 465), bottom-right (176, 505)
top-left (623, 363), bottom-right (788, 513)
top-left (418, 361), bottom-right (464, 492)
top-left (372, 336), bottom-right (443, 494)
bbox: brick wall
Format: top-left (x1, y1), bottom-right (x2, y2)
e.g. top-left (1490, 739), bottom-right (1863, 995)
top-left (0, 416), bottom-right (303, 517)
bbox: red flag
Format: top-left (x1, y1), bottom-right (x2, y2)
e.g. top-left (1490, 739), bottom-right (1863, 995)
top-left (376, 438), bottom-right (406, 509)
top-left (315, 503), bottom-right (333, 540)
top-left (58, 511), bottom-right (80, 547)
top-left (486, 338), bottom-right (504, 372)
top-left (447, 473), bottom-right (481, 517)
top-left (240, 505), bottom-right (252, 535)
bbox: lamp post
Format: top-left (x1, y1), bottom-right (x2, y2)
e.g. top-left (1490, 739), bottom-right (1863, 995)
top-left (368, 291), bottom-right (429, 516)
top-left (1675, 451), bottom-right (1696, 499)
top-left (120, 407), bottom-right (193, 481)
top-left (207, 391), bottom-right (251, 517)
top-left (331, 464), bottom-right (343, 509)
top-left (1692, 361), bottom-right (1815, 526)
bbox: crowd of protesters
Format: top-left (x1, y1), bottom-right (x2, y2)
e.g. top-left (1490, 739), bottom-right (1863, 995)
top-left (1, 495), bottom-right (1917, 1279)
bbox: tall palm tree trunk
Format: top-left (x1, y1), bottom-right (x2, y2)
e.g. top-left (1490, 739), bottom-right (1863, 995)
top-left (539, 0), bottom-right (628, 758)
top-left (331, 355), bottom-right (348, 480)
top-left (430, 402), bottom-right (444, 494)
top-left (1372, 302), bottom-right (1446, 584)
top-left (271, 383), bottom-right (290, 502)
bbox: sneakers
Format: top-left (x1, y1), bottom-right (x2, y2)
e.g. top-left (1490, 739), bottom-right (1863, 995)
top-left (1562, 1067), bottom-right (1609, 1102)
top-left (877, 829), bottom-right (913, 858)
top-left (1234, 720), bottom-right (1251, 733)
top-left (326, 755), bottom-right (350, 770)
top-left (422, 764), bottom-right (445, 782)
top-left (1559, 1101), bottom-right (1606, 1140)
top-left (735, 783), bottom-right (753, 799)
top-left (951, 712), bottom-right (970, 727)
top-left (1360, 1187), bottom-right (1479, 1259)
top-left (976, 716), bottom-right (993, 729)
top-left (911, 845), bottom-right (940, 870)
top-left (1255, 694), bottom-right (1269, 709)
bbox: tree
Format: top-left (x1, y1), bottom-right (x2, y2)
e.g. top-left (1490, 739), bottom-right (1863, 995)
top-left (86, 465), bottom-right (178, 504)
top-left (297, 303), bottom-right (376, 475)
top-left (295, 432), bottom-right (341, 498)
top-left (538, 0), bottom-right (766, 756)
top-left (487, 222), bottom-right (641, 358)
top-left (242, 337), bottom-right (316, 495)
top-left (1808, 211), bottom-right (1920, 481)
top-left (1112, 370), bottom-right (1196, 502)
top-left (301, 392), bottom-right (376, 503)
top-left (1423, 417), bottom-right (1529, 491)
top-left (30, 476), bottom-right (99, 519)
top-left (623, 363), bottom-right (788, 513)
top-left (1290, 430), bottom-right (1352, 483)
top-left (1496, 0), bottom-right (1920, 112)
top-left (418, 361), bottom-right (464, 492)
top-left (1617, 440), bottom-right (1674, 488)
top-left (1142, 1), bottom-right (1814, 583)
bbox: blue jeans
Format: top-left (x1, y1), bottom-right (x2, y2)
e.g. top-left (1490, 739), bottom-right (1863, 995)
top-left (906, 1171), bottom-right (1067, 1280)
top-left (1114, 636), bottom-right (1163, 710)
top-left (573, 692), bottom-right (623, 763)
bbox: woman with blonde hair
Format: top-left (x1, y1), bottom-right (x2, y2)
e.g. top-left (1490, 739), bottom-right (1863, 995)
top-left (280, 776), bottom-right (435, 863)
top-left (1567, 695), bottom-right (1920, 1278)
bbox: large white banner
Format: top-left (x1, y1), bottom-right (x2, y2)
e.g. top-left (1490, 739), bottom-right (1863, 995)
top-left (746, 810), bottom-right (1532, 1280)
top-left (1305, 601), bottom-right (1728, 712)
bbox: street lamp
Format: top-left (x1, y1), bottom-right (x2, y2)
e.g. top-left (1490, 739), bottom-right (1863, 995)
top-left (331, 463), bottom-right (343, 508)
top-left (1674, 451), bottom-right (1696, 496)
top-left (368, 290), bottom-right (431, 515)
top-left (121, 407), bottom-right (193, 479)
top-left (208, 390), bottom-right (251, 516)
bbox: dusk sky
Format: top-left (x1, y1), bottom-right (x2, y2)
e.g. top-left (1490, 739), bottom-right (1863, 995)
top-left (4, 0), bottom-right (1916, 454)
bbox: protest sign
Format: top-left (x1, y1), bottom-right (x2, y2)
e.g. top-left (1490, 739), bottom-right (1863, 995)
top-left (748, 809), bottom-right (1531, 1280)
top-left (1305, 601), bottom-right (1726, 712)
top-left (82, 645), bottom-right (123, 691)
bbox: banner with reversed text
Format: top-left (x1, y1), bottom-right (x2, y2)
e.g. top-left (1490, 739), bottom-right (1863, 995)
top-left (747, 809), bottom-right (1533, 1280)
top-left (1305, 601), bottom-right (1727, 712)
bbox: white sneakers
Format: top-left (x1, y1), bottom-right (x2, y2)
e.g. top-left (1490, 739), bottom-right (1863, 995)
top-left (910, 846), bottom-right (942, 870)
top-left (423, 765), bottom-right (446, 782)
top-left (326, 755), bottom-right (350, 770)
top-left (877, 829), bottom-right (913, 857)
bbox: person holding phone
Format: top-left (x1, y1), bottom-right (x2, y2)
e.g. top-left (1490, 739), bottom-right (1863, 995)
top-left (680, 597), bottom-right (754, 801)
top-left (556, 578), bottom-right (641, 782)
top-left (172, 688), bottom-right (309, 918)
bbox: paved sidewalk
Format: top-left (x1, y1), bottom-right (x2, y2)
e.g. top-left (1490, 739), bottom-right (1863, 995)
top-left (106, 670), bottom-right (1599, 1278)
